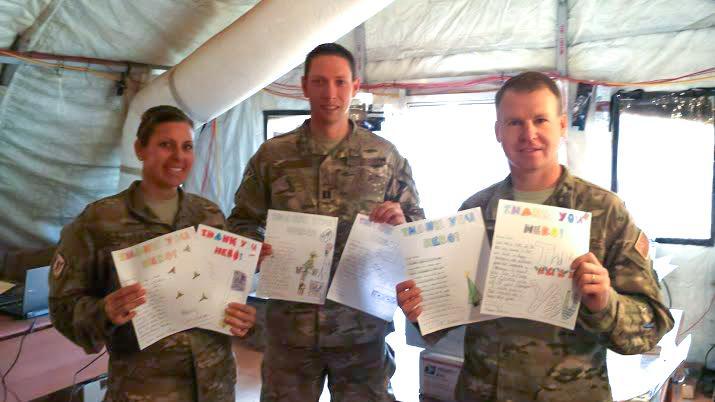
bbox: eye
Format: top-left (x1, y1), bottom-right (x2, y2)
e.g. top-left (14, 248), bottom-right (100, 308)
top-left (336, 79), bottom-right (345, 86)
top-left (535, 117), bottom-right (548, 124)
top-left (159, 141), bottom-right (171, 148)
top-left (183, 143), bottom-right (194, 151)
top-left (507, 120), bottom-right (522, 127)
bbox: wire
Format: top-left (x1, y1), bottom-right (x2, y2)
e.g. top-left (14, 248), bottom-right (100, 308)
top-left (1, 318), bottom-right (38, 402)
top-left (662, 279), bottom-right (672, 309)
top-left (678, 294), bottom-right (715, 339)
top-left (68, 350), bottom-right (107, 402)
top-left (705, 344), bottom-right (715, 371)
top-left (0, 49), bottom-right (122, 82)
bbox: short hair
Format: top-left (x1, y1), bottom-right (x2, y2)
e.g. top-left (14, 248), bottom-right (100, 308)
top-left (136, 105), bottom-right (193, 146)
top-left (495, 72), bottom-right (563, 114)
top-left (304, 43), bottom-right (357, 79)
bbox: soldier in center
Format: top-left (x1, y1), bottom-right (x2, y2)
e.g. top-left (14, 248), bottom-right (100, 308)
top-left (227, 43), bottom-right (424, 401)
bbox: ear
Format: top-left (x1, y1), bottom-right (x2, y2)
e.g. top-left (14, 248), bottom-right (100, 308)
top-left (494, 120), bottom-right (502, 143)
top-left (559, 113), bottom-right (567, 139)
top-left (134, 139), bottom-right (144, 162)
top-left (301, 76), bottom-right (308, 98)
top-left (351, 77), bottom-right (361, 97)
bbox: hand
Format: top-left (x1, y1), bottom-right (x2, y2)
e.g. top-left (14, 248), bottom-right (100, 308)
top-left (396, 280), bottom-right (423, 322)
top-left (104, 283), bottom-right (146, 326)
top-left (572, 252), bottom-right (612, 313)
top-left (370, 201), bottom-right (406, 226)
top-left (224, 302), bottom-right (257, 337)
top-left (256, 243), bottom-right (273, 273)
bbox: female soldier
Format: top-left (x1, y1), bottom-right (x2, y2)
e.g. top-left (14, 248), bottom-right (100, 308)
top-left (49, 105), bottom-right (255, 401)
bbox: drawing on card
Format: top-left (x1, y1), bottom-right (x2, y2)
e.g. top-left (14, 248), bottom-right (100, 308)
top-left (308, 280), bottom-right (323, 297)
top-left (168, 267), bottom-right (176, 274)
top-left (296, 252), bottom-right (318, 295)
top-left (561, 290), bottom-right (579, 320)
top-left (466, 272), bottom-right (482, 307)
top-left (199, 293), bottom-right (208, 302)
top-left (231, 271), bottom-right (247, 292)
top-left (527, 281), bottom-right (560, 317)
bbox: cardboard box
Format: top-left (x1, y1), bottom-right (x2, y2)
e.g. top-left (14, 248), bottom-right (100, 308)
top-left (420, 351), bottom-right (463, 401)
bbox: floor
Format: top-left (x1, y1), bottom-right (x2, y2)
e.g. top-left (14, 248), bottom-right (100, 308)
top-left (233, 311), bottom-right (425, 402)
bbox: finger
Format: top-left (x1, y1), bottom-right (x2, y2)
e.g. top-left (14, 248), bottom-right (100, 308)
top-left (225, 316), bottom-right (253, 330)
top-left (113, 288), bottom-right (147, 307)
top-left (407, 306), bottom-right (423, 322)
top-left (113, 310), bottom-right (136, 326)
top-left (260, 244), bottom-right (273, 257)
top-left (120, 297), bottom-right (146, 312)
top-left (571, 252), bottom-right (599, 270)
top-left (573, 262), bottom-right (600, 283)
top-left (230, 327), bottom-right (248, 337)
top-left (383, 209), bottom-right (406, 226)
top-left (228, 302), bottom-right (257, 315)
top-left (580, 284), bottom-right (606, 296)
top-left (225, 307), bottom-right (256, 324)
top-left (401, 295), bottom-right (422, 313)
top-left (375, 203), bottom-right (399, 223)
top-left (109, 283), bottom-right (144, 300)
top-left (396, 280), bottom-right (416, 293)
top-left (397, 288), bottom-right (420, 305)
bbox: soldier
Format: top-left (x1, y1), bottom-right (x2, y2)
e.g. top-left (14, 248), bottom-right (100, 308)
top-left (396, 72), bottom-right (674, 402)
top-left (49, 105), bottom-right (257, 401)
top-left (227, 43), bottom-right (424, 401)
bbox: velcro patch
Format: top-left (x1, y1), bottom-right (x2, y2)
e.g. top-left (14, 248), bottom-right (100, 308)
top-left (635, 231), bottom-right (649, 260)
top-left (51, 253), bottom-right (66, 278)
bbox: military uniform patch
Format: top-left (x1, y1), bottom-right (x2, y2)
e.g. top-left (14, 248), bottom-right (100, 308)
top-left (51, 253), bottom-right (66, 278)
top-left (635, 231), bottom-right (649, 259)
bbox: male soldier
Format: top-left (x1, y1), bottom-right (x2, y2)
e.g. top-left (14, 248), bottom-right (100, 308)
top-left (396, 72), bottom-right (674, 402)
top-left (228, 43), bottom-right (424, 401)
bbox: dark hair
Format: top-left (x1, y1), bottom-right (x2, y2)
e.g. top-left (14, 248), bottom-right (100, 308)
top-left (304, 43), bottom-right (357, 79)
top-left (136, 105), bottom-right (194, 146)
top-left (495, 72), bottom-right (563, 114)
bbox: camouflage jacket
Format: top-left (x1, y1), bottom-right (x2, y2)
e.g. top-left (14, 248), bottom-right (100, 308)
top-left (49, 182), bottom-right (236, 402)
top-left (227, 119), bottom-right (424, 347)
top-left (452, 167), bottom-right (674, 402)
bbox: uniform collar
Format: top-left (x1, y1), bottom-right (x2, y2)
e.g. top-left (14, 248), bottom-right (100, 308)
top-left (125, 181), bottom-right (187, 226)
top-left (297, 118), bottom-right (362, 158)
top-left (484, 165), bottom-right (575, 221)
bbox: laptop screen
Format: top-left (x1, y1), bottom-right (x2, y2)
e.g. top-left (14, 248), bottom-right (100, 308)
top-left (23, 266), bottom-right (50, 315)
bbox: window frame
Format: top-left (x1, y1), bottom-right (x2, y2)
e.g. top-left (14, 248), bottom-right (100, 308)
top-left (610, 88), bottom-right (715, 246)
top-left (262, 110), bottom-right (310, 141)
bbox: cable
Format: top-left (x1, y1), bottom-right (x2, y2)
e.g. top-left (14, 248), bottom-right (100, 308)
top-left (68, 350), bottom-right (107, 402)
top-left (662, 279), bottom-right (672, 309)
top-left (705, 344), bottom-right (715, 370)
top-left (1, 318), bottom-right (38, 402)
top-left (678, 294), bottom-right (715, 339)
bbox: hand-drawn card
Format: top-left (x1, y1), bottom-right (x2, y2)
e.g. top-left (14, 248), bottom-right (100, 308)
top-left (480, 200), bottom-right (591, 329)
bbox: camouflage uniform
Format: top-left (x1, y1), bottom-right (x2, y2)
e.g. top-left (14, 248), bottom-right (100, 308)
top-left (227, 119), bottom-right (424, 401)
top-left (449, 167), bottom-right (674, 402)
top-left (49, 182), bottom-right (236, 402)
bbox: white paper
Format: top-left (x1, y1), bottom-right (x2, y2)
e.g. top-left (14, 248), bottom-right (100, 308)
top-left (327, 214), bottom-right (405, 321)
top-left (608, 334), bottom-right (692, 401)
top-left (0, 280), bottom-right (15, 294)
top-left (396, 208), bottom-right (494, 335)
top-left (193, 224), bottom-right (262, 335)
top-left (480, 200), bottom-right (591, 330)
top-left (653, 255), bottom-right (678, 282)
top-left (257, 210), bottom-right (338, 304)
top-left (112, 227), bottom-right (211, 350)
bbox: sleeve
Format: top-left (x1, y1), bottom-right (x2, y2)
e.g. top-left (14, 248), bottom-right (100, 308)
top-left (48, 217), bottom-right (114, 354)
top-left (386, 152), bottom-right (425, 222)
top-left (578, 202), bottom-right (674, 355)
top-left (226, 153), bottom-right (268, 241)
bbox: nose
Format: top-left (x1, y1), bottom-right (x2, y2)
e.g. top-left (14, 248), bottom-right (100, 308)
top-left (520, 121), bottom-right (538, 141)
top-left (323, 81), bottom-right (337, 99)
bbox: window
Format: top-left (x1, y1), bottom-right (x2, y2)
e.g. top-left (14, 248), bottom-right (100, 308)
top-left (263, 110), bottom-right (310, 140)
top-left (612, 89), bottom-right (715, 245)
top-left (380, 93), bottom-right (560, 218)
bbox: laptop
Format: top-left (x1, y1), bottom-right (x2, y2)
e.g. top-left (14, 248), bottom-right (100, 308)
top-left (0, 266), bottom-right (50, 319)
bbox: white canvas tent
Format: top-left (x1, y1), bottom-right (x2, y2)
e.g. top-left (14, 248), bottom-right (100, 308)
top-left (0, 0), bottom-right (713, 363)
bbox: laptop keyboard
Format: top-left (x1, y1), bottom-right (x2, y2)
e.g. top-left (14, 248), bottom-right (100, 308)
top-left (0, 293), bottom-right (21, 307)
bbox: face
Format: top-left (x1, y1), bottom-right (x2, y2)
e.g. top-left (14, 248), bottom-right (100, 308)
top-left (495, 88), bottom-right (566, 175)
top-left (135, 121), bottom-right (194, 190)
top-left (302, 55), bottom-right (360, 126)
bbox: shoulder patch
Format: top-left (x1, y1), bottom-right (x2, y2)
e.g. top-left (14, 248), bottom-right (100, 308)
top-left (635, 231), bottom-right (649, 260)
top-left (51, 253), bottom-right (66, 278)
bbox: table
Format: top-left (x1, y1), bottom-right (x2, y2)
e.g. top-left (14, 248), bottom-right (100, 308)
top-left (0, 314), bottom-right (108, 401)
